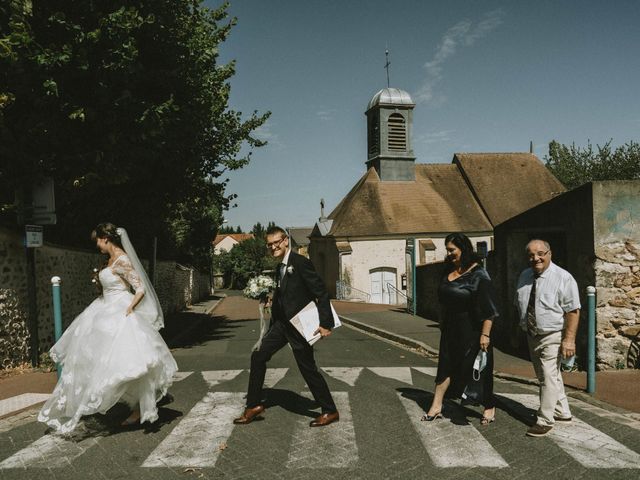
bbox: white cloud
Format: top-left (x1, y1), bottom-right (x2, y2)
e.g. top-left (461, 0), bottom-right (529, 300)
top-left (415, 9), bottom-right (505, 105)
top-left (316, 109), bottom-right (336, 121)
top-left (253, 121), bottom-right (284, 149)
top-left (415, 129), bottom-right (456, 145)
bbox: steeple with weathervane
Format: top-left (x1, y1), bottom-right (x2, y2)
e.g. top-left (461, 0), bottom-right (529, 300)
top-left (365, 49), bottom-right (416, 181)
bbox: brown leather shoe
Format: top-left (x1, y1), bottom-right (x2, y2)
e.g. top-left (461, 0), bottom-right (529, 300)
top-left (233, 405), bottom-right (265, 425)
top-left (309, 411), bottom-right (339, 427)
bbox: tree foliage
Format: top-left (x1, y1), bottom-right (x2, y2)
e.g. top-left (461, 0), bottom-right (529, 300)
top-left (213, 236), bottom-right (277, 289)
top-left (213, 221), bottom-right (278, 287)
top-left (0, 0), bottom-right (268, 266)
top-left (250, 220), bottom-right (275, 240)
top-left (545, 140), bottom-right (640, 190)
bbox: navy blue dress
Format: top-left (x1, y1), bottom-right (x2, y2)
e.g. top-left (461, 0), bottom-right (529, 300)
top-left (436, 265), bottom-right (498, 408)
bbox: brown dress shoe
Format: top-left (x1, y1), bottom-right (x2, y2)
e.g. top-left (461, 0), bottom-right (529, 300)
top-left (309, 411), bottom-right (339, 427)
top-left (233, 405), bottom-right (265, 425)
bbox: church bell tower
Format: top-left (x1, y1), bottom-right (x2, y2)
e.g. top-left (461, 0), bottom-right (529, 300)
top-left (365, 88), bottom-right (416, 181)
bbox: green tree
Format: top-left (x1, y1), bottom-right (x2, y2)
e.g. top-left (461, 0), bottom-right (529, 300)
top-left (0, 0), bottom-right (268, 265)
top-left (545, 140), bottom-right (640, 190)
top-left (213, 236), bottom-right (277, 288)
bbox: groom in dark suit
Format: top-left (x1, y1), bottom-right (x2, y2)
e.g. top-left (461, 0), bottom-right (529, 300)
top-left (234, 226), bottom-right (339, 427)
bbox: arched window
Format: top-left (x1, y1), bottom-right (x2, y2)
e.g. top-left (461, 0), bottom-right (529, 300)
top-left (388, 113), bottom-right (406, 151)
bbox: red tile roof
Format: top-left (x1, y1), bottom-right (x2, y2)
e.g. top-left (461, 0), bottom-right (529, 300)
top-left (212, 233), bottom-right (254, 246)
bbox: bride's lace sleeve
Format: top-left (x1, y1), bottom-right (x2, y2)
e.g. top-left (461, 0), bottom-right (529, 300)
top-left (112, 255), bottom-right (145, 293)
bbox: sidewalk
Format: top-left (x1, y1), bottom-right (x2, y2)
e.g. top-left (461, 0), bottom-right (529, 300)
top-left (0, 295), bottom-right (224, 420)
top-left (333, 300), bottom-right (640, 415)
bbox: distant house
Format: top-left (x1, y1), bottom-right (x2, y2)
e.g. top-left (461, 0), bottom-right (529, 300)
top-left (213, 233), bottom-right (254, 255)
top-left (309, 87), bottom-right (565, 304)
top-left (287, 227), bottom-right (313, 257)
top-left (212, 233), bottom-right (255, 289)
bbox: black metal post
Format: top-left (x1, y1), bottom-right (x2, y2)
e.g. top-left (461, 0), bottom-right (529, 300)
top-left (26, 245), bottom-right (38, 366)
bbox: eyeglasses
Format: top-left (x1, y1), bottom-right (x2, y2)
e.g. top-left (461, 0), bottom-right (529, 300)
top-left (266, 237), bottom-right (286, 249)
top-left (528, 250), bottom-right (549, 260)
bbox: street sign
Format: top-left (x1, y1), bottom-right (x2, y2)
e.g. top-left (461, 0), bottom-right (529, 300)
top-left (31, 178), bottom-right (56, 225)
top-left (25, 225), bottom-right (43, 248)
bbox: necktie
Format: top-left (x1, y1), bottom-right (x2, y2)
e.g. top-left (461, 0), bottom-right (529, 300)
top-left (526, 275), bottom-right (538, 336)
top-left (278, 263), bottom-right (286, 282)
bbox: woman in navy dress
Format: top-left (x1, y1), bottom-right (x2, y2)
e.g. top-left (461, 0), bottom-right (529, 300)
top-left (422, 233), bottom-right (499, 425)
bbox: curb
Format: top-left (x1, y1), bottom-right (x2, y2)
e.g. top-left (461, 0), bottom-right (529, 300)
top-left (165, 294), bottom-right (226, 347)
top-left (338, 314), bottom-right (439, 357)
top-left (340, 314), bottom-right (539, 386)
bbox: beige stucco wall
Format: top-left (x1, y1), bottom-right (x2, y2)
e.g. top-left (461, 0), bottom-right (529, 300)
top-left (214, 236), bottom-right (238, 255)
top-left (341, 233), bottom-right (493, 303)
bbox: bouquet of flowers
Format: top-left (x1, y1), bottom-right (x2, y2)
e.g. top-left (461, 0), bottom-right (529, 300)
top-left (91, 267), bottom-right (102, 295)
top-left (243, 275), bottom-right (276, 302)
top-left (243, 275), bottom-right (276, 351)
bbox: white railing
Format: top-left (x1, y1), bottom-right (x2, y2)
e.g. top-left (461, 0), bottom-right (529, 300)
top-left (387, 282), bottom-right (412, 311)
top-left (336, 281), bottom-right (371, 302)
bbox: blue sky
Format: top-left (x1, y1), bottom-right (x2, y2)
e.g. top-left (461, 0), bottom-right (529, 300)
top-left (210, 0), bottom-right (640, 231)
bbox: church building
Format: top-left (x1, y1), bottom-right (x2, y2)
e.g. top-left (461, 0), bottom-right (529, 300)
top-left (309, 87), bottom-right (565, 303)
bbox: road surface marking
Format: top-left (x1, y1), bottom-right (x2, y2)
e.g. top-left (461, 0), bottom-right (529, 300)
top-left (264, 368), bottom-right (289, 388)
top-left (0, 432), bottom-right (99, 469)
top-left (398, 392), bottom-right (508, 468)
top-left (368, 367), bottom-right (413, 385)
top-left (142, 392), bottom-right (245, 468)
top-left (322, 367), bottom-right (363, 386)
top-left (412, 367), bottom-right (438, 377)
top-left (499, 393), bottom-right (640, 468)
top-left (172, 371), bottom-right (193, 382)
top-left (0, 394), bottom-right (51, 418)
top-left (201, 370), bottom-right (243, 388)
top-left (286, 392), bottom-right (357, 469)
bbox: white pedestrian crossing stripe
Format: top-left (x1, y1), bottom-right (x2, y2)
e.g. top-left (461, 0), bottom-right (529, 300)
top-left (286, 392), bottom-right (357, 469)
top-left (201, 370), bottom-right (243, 387)
top-left (368, 367), bottom-right (413, 385)
top-left (142, 392), bottom-right (245, 468)
top-left (0, 431), bottom-right (99, 469)
top-left (322, 367), bottom-right (363, 386)
top-left (398, 392), bottom-right (508, 468)
top-left (412, 366), bottom-right (438, 377)
top-left (172, 371), bottom-right (193, 382)
top-left (500, 393), bottom-right (640, 468)
top-left (0, 393), bottom-right (51, 418)
top-left (3, 368), bottom-right (640, 471)
top-left (264, 368), bottom-right (289, 388)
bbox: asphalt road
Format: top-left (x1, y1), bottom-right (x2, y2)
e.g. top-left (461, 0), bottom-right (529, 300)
top-left (1, 294), bottom-right (639, 479)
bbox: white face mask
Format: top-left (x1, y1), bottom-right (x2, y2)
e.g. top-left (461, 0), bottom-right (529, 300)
top-left (473, 350), bottom-right (488, 373)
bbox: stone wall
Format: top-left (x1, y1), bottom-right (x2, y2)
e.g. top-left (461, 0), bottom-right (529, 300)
top-left (0, 227), bottom-right (210, 369)
top-left (593, 242), bottom-right (640, 368)
top-left (592, 181), bottom-right (640, 369)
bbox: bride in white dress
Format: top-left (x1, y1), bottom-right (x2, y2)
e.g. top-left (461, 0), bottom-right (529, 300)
top-left (38, 223), bottom-right (178, 434)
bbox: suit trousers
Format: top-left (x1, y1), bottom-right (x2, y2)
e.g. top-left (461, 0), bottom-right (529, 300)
top-left (246, 320), bottom-right (337, 413)
top-left (527, 330), bottom-right (571, 426)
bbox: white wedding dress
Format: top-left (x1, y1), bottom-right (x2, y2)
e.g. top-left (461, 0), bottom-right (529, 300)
top-left (38, 254), bottom-right (178, 434)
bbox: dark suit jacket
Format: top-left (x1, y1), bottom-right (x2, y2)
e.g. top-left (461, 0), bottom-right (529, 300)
top-left (271, 251), bottom-right (334, 329)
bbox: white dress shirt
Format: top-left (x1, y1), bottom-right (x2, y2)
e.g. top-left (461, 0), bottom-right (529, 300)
top-left (279, 248), bottom-right (291, 281)
top-left (515, 262), bottom-right (581, 334)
